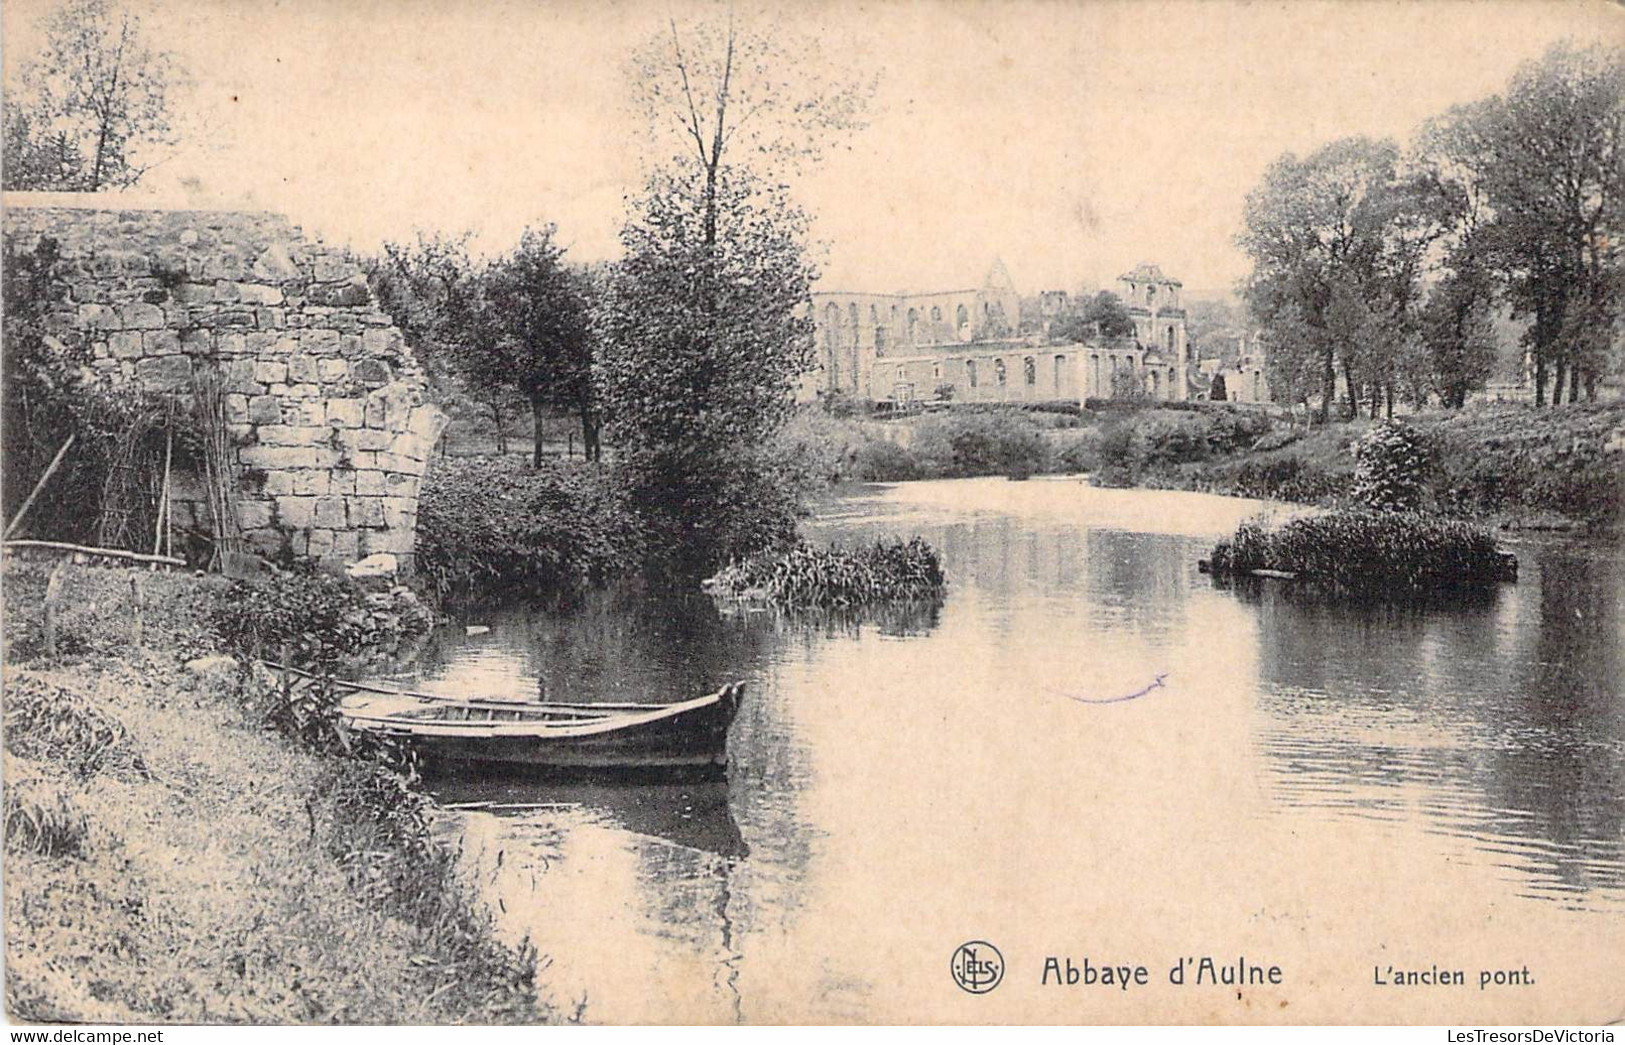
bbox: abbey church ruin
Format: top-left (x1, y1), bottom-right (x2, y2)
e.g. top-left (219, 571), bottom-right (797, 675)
top-left (803, 260), bottom-right (1194, 406)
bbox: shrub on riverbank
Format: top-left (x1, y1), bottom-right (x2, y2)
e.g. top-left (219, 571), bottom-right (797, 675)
top-left (703, 537), bottom-right (946, 606)
top-left (210, 570), bottom-right (431, 668)
top-left (1208, 511), bottom-right (1508, 593)
top-left (2, 568), bottom-right (548, 1023)
top-left (415, 456), bottom-right (643, 598)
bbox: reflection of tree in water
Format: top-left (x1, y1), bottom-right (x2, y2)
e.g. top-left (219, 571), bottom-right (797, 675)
top-left (1241, 552), bottom-right (1625, 906)
top-left (1081, 528), bottom-right (1191, 634)
top-left (416, 589), bottom-right (848, 1021)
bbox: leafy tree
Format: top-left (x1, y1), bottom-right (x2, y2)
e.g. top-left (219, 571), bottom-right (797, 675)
top-left (1050, 291), bottom-right (1136, 344)
top-left (1467, 43), bottom-right (1623, 405)
top-left (599, 9), bottom-right (869, 578)
top-left (484, 228), bottom-right (598, 465)
top-left (3, 0), bottom-right (184, 191)
top-left (1239, 137), bottom-right (1441, 422)
top-left (1110, 366), bottom-right (1149, 401)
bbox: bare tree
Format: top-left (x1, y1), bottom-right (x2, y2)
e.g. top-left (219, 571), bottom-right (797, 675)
top-left (3, 0), bottom-right (184, 191)
top-left (628, 4), bottom-right (875, 247)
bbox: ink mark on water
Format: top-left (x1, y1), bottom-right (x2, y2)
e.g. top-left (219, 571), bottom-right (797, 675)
top-left (1057, 673), bottom-right (1170, 705)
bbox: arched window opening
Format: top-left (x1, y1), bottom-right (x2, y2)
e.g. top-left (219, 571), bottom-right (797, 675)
top-left (995, 359), bottom-right (1007, 386)
top-left (848, 303), bottom-right (860, 345)
top-left (932, 361), bottom-right (942, 380)
top-left (1089, 354), bottom-right (1101, 394)
top-left (1166, 325), bottom-right (1175, 350)
top-left (823, 303), bottom-right (841, 348)
top-left (967, 360), bottom-right (979, 388)
top-left (931, 306), bottom-right (943, 322)
top-left (956, 304), bottom-right (969, 334)
top-left (907, 308), bottom-right (919, 345)
top-left (875, 327), bottom-right (887, 352)
top-left (1024, 357), bottom-right (1036, 385)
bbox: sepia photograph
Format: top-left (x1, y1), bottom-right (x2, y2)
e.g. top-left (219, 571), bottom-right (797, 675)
top-left (1, 0), bottom-right (1622, 1030)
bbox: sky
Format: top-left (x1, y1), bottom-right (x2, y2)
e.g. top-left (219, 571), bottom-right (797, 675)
top-left (4, 0), bottom-right (1621, 301)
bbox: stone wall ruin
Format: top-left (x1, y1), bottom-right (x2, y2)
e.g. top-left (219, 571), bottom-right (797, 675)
top-left (2, 194), bottom-right (446, 568)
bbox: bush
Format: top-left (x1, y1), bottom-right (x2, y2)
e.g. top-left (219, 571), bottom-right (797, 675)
top-left (2, 674), bottom-right (146, 782)
top-left (415, 456), bottom-right (644, 598)
top-left (704, 537), bottom-right (947, 606)
top-left (1352, 420), bottom-right (1434, 511)
top-left (854, 438), bottom-right (920, 482)
top-left (1208, 510), bottom-right (1508, 593)
top-left (910, 410), bottom-right (1051, 479)
top-left (4, 773), bottom-right (91, 859)
top-left (1090, 423), bottom-right (1143, 487)
top-left (210, 570), bottom-right (427, 668)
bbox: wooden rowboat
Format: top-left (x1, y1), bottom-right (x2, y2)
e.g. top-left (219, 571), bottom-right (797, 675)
top-left (323, 671), bottom-right (748, 773)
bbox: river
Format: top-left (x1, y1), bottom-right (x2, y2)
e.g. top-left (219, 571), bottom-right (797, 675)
top-left (383, 478), bottom-right (1625, 1023)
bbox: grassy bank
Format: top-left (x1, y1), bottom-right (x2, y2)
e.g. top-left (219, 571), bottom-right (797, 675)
top-left (784, 401), bottom-right (1625, 531)
top-left (2, 562), bottom-right (551, 1024)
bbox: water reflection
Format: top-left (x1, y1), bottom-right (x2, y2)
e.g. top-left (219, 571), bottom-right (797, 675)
top-left (405, 479), bottom-right (1625, 1021)
top-left (1237, 547), bottom-right (1625, 909)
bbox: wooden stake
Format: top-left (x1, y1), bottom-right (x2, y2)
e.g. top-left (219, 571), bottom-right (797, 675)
top-left (43, 559), bottom-right (68, 658)
top-left (4, 435), bottom-right (76, 539)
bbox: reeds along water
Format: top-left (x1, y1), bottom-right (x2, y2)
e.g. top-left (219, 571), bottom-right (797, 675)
top-left (703, 537), bottom-right (947, 607)
top-left (1208, 510), bottom-right (1512, 594)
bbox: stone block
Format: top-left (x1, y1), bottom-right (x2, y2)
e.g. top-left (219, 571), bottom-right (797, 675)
top-left (212, 280), bottom-right (241, 303)
top-left (135, 355), bottom-right (192, 391)
top-left (248, 395), bottom-right (282, 424)
top-left (328, 469), bottom-right (357, 495)
top-left (217, 332), bottom-right (248, 358)
top-left (353, 358), bottom-right (392, 386)
top-left (350, 496), bottom-right (385, 527)
top-left (363, 393), bottom-right (386, 428)
top-left (303, 329), bottom-right (340, 354)
top-left (327, 398), bottom-right (363, 428)
top-left (239, 283), bottom-right (284, 306)
top-left (318, 358), bottom-right (350, 383)
top-left (275, 496), bottom-right (317, 527)
top-left (244, 527), bottom-right (285, 558)
top-left (329, 529), bottom-right (359, 562)
top-left (236, 501), bottom-right (273, 530)
top-left (261, 472), bottom-right (295, 496)
top-left (360, 527), bottom-right (414, 556)
top-left (223, 394), bottom-right (250, 424)
top-left (355, 470), bottom-right (387, 496)
top-left (287, 383), bottom-right (320, 399)
top-left (385, 472), bottom-right (420, 496)
top-left (253, 243), bottom-right (300, 281)
top-left (254, 360), bottom-right (287, 384)
top-left (288, 400), bottom-right (325, 426)
top-left (144, 330), bottom-right (181, 355)
top-left (307, 528), bottom-right (335, 559)
top-left (78, 303), bottom-right (119, 330)
top-left (292, 471), bottom-right (331, 496)
top-left (123, 303), bottom-right (166, 329)
top-left (180, 329), bottom-right (213, 356)
top-left (407, 404), bottom-right (447, 442)
top-left (314, 496), bottom-right (348, 529)
top-left (240, 445), bottom-right (340, 470)
top-left (257, 425), bottom-right (331, 447)
top-left (110, 331), bottom-right (144, 359)
top-left (362, 327), bottom-right (397, 356)
top-left (246, 332), bottom-right (280, 357)
top-left (288, 354), bottom-right (321, 383)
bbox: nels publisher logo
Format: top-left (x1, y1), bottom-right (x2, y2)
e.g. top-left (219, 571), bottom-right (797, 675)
top-left (950, 941), bottom-right (1005, 995)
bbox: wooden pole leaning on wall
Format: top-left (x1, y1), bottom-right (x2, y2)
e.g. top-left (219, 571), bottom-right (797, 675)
top-left (4, 435), bottom-right (77, 540)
